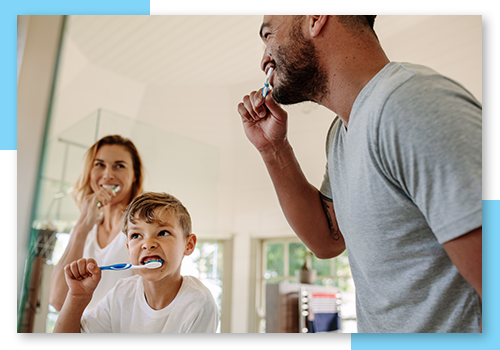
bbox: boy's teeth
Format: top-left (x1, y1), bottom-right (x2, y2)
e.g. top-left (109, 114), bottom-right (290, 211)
top-left (144, 258), bottom-right (164, 265)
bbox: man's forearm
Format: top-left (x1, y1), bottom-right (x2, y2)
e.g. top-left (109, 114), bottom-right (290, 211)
top-left (260, 140), bottom-right (345, 258)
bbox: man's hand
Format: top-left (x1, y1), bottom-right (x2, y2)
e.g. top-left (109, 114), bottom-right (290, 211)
top-left (237, 89), bottom-right (288, 153)
top-left (237, 87), bottom-right (345, 259)
top-left (64, 258), bottom-right (102, 300)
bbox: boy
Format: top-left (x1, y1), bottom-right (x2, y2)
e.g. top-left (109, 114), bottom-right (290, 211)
top-left (53, 192), bottom-right (219, 333)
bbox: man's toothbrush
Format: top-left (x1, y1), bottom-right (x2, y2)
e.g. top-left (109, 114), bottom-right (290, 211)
top-left (100, 261), bottom-right (162, 271)
top-left (262, 67), bottom-right (274, 98)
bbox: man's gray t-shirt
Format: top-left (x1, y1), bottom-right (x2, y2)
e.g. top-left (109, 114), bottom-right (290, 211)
top-left (320, 62), bottom-right (482, 332)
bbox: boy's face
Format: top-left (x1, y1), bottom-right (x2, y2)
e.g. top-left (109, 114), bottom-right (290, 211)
top-left (126, 209), bottom-right (196, 282)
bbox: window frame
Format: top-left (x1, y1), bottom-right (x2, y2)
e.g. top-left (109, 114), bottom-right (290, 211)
top-left (256, 237), bottom-right (355, 333)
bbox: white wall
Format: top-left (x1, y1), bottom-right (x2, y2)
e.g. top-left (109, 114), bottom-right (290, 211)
top-left (377, 15), bottom-right (482, 102)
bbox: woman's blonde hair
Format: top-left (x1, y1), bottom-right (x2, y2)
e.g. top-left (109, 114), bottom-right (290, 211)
top-left (72, 135), bottom-right (144, 209)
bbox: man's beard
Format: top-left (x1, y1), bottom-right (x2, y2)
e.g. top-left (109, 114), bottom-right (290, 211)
top-left (271, 22), bottom-right (329, 105)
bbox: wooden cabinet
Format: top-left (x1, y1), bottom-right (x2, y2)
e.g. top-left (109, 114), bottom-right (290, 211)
top-left (265, 283), bottom-right (340, 333)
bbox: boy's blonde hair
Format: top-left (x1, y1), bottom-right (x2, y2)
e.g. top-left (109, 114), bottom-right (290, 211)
top-left (122, 192), bottom-right (192, 237)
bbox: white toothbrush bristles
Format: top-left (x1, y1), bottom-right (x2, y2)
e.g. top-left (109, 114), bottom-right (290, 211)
top-left (144, 261), bottom-right (162, 269)
top-left (262, 67), bottom-right (274, 98)
top-left (102, 185), bottom-right (120, 193)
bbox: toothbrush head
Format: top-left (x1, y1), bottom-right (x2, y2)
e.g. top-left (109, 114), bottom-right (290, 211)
top-left (262, 67), bottom-right (274, 98)
top-left (102, 185), bottom-right (121, 193)
top-left (144, 261), bottom-right (162, 269)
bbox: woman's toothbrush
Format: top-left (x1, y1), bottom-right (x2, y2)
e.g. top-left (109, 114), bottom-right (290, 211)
top-left (102, 185), bottom-right (120, 194)
top-left (97, 185), bottom-right (121, 208)
top-left (262, 67), bottom-right (274, 98)
top-left (100, 261), bottom-right (162, 271)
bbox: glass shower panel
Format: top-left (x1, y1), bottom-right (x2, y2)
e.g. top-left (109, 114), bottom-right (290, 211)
top-left (96, 109), bottom-right (220, 236)
top-left (33, 108), bottom-right (219, 236)
top-left (31, 111), bottom-right (99, 231)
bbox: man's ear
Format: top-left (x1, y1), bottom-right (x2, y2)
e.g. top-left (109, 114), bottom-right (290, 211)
top-left (308, 15), bottom-right (328, 38)
top-left (184, 233), bottom-right (197, 256)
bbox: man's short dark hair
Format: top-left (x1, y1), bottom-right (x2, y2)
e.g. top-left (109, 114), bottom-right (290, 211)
top-left (364, 15), bottom-right (376, 30)
top-left (291, 16), bottom-right (377, 34)
top-left (338, 15), bottom-right (377, 34)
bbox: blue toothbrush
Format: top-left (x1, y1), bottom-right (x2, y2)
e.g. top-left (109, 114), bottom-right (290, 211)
top-left (100, 261), bottom-right (162, 271)
top-left (262, 67), bottom-right (274, 98)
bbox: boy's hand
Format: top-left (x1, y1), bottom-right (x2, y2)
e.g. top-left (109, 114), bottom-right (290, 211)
top-left (54, 258), bottom-right (101, 333)
top-left (64, 258), bottom-right (101, 300)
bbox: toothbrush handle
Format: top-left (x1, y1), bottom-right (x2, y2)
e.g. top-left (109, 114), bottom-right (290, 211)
top-left (100, 263), bottom-right (132, 271)
top-left (262, 82), bottom-right (272, 98)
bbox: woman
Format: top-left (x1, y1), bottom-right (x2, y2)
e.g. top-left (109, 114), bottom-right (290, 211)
top-left (49, 135), bottom-right (144, 312)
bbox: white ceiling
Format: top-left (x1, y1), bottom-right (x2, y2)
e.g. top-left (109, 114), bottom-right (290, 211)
top-left (64, 15), bottom-right (481, 97)
top-left (66, 15), bottom-right (266, 88)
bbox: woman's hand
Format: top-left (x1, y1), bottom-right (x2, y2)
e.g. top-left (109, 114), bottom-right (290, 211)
top-left (75, 187), bottom-right (117, 231)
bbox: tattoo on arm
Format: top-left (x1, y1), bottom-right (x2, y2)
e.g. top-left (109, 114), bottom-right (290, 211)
top-left (320, 193), bottom-right (340, 241)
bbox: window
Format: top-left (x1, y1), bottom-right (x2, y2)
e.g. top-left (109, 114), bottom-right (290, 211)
top-left (259, 237), bottom-right (356, 332)
top-left (181, 239), bottom-right (231, 333)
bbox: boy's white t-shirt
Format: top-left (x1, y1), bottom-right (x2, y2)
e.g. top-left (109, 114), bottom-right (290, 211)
top-left (80, 275), bottom-right (219, 333)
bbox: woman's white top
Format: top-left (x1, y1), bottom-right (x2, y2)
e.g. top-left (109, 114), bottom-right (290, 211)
top-left (79, 224), bottom-right (133, 312)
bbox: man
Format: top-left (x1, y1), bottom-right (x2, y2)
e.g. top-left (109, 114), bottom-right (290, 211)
top-left (237, 16), bottom-right (481, 333)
